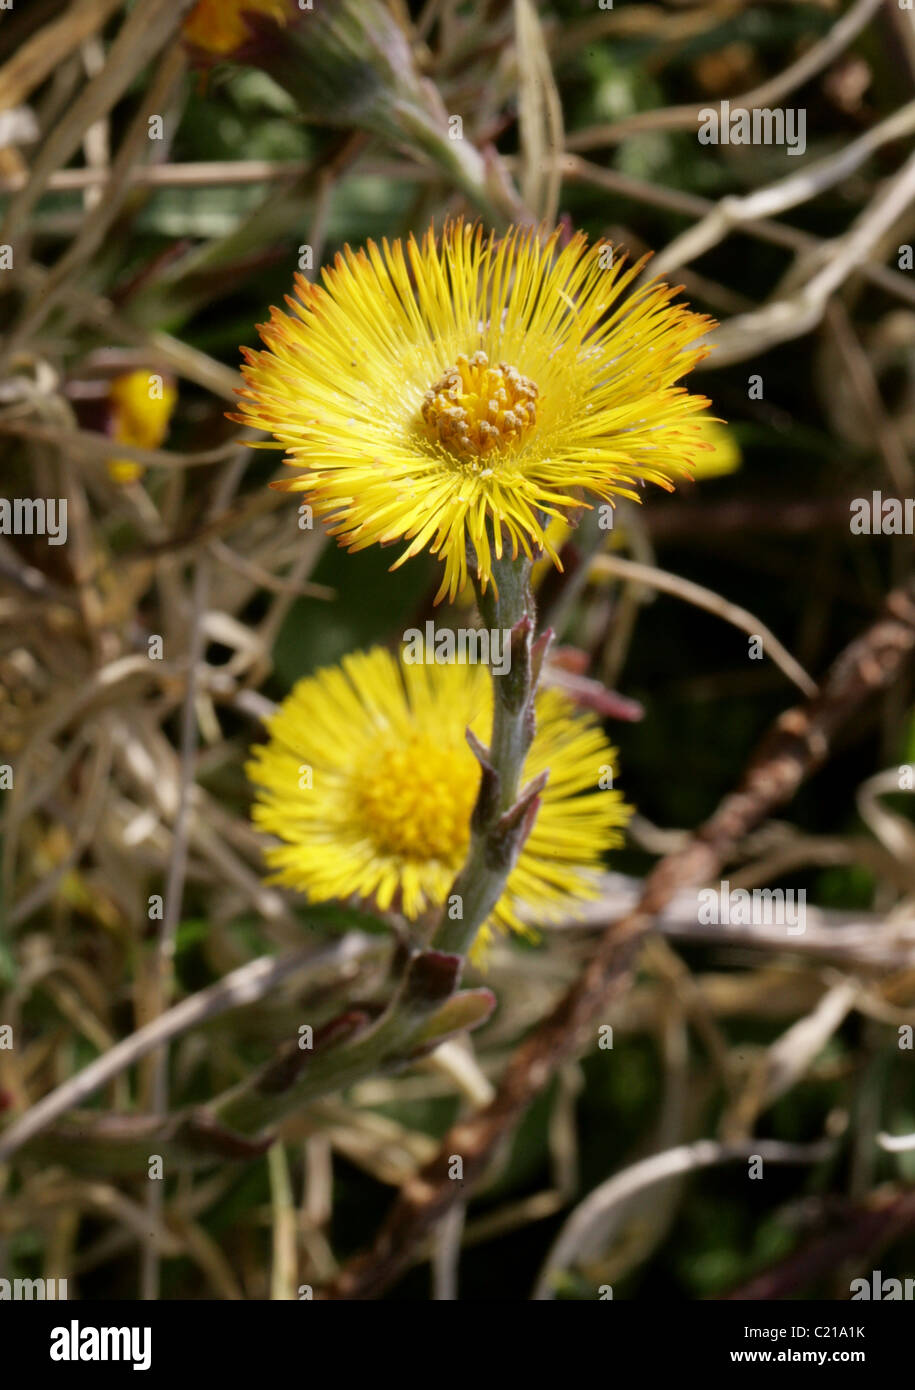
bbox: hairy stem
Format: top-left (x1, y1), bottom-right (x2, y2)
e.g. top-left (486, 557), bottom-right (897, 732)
top-left (9, 950), bottom-right (495, 1173)
top-left (434, 552), bottom-right (548, 959)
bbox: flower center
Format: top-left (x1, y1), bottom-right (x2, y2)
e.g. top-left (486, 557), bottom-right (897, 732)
top-left (354, 732), bottom-right (478, 862)
top-left (421, 351), bottom-right (538, 460)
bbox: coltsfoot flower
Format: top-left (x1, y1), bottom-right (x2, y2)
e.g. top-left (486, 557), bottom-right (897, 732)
top-left (234, 220), bottom-right (715, 603)
top-left (246, 647), bottom-right (632, 957)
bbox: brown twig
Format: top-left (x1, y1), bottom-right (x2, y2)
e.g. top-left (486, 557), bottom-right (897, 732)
top-left (721, 1188), bottom-right (915, 1299)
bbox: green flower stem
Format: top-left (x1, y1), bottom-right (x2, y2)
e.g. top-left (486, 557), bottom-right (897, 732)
top-left (6, 558), bottom-right (546, 1174)
top-left (11, 954), bottom-right (495, 1174)
top-left (6, 558), bottom-right (545, 1174)
top-left (9, 1027), bottom-right (427, 1173)
top-left (393, 103), bottom-right (526, 230)
top-left (211, 967), bottom-right (451, 1135)
top-left (434, 552), bottom-right (547, 960)
top-left (229, 0), bottom-right (524, 229)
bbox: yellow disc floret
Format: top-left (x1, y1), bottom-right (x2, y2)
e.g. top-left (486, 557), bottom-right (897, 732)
top-left (355, 733), bottom-right (478, 861)
top-left (421, 352), bottom-right (539, 461)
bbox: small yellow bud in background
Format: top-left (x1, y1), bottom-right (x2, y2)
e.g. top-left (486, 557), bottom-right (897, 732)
top-left (685, 418), bottom-right (741, 480)
top-left (107, 370), bottom-right (177, 485)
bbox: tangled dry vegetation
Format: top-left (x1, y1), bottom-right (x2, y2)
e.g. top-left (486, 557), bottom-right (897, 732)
top-left (1, 0), bottom-right (915, 1301)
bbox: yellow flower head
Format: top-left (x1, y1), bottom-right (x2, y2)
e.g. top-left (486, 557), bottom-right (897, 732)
top-left (246, 646), bottom-right (632, 958)
top-left (234, 220), bottom-right (715, 603)
top-left (107, 370), bottom-right (177, 484)
top-left (182, 0), bottom-right (289, 56)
